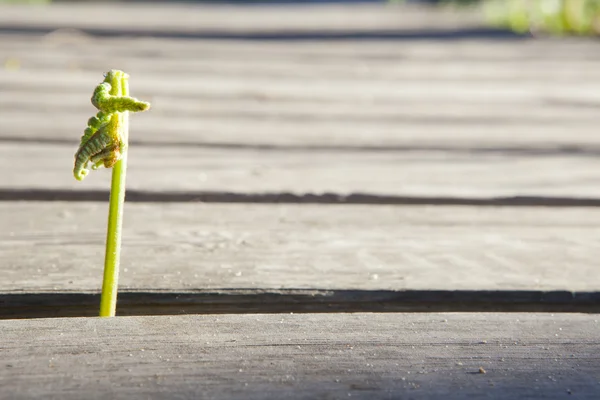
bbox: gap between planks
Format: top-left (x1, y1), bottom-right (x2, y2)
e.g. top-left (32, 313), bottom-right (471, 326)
top-left (3, 189), bottom-right (600, 208)
top-left (2, 289), bottom-right (600, 320)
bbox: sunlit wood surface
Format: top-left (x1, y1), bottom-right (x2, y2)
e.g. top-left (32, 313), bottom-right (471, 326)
top-left (0, 2), bottom-right (599, 399)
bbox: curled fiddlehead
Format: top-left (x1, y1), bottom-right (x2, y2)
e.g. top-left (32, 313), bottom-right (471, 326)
top-left (73, 70), bottom-right (150, 181)
top-left (92, 83), bottom-right (150, 114)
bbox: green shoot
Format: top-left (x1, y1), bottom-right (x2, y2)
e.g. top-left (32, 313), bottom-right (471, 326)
top-left (73, 70), bottom-right (150, 317)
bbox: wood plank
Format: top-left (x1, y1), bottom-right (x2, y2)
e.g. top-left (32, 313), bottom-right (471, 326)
top-left (1, 39), bottom-right (600, 147)
top-left (2, 17), bottom-right (600, 149)
top-left (3, 34), bottom-right (600, 67)
top-left (2, 141), bottom-right (600, 198)
top-left (3, 89), bottom-right (600, 125)
top-left (4, 68), bottom-right (600, 105)
top-left (3, 39), bottom-right (600, 80)
top-left (1, 202), bottom-right (599, 293)
top-left (5, 89), bottom-right (600, 121)
top-left (1, 313), bottom-right (598, 399)
top-left (0, 3), bottom-right (484, 34)
top-left (4, 107), bottom-right (600, 148)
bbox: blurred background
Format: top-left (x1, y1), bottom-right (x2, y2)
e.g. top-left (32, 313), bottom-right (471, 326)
top-left (1, 0), bottom-right (600, 197)
top-left (2, 0), bottom-right (600, 36)
top-left (1, 0), bottom-right (599, 195)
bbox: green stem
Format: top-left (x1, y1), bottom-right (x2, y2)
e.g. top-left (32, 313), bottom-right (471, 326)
top-left (99, 74), bottom-right (130, 317)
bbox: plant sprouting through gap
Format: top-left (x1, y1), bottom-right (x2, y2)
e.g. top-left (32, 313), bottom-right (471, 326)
top-left (73, 70), bottom-right (150, 317)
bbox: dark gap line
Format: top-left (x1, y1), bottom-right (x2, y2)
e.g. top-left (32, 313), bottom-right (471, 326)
top-left (1, 189), bottom-right (600, 207)
top-left (2, 136), bottom-right (600, 157)
top-left (0, 25), bottom-right (527, 41)
top-left (2, 289), bottom-right (598, 319)
top-left (6, 105), bottom-right (600, 126)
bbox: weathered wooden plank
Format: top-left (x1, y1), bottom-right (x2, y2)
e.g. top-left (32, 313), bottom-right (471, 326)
top-left (2, 141), bottom-right (600, 198)
top-left (3, 90), bottom-right (600, 123)
top-left (5, 88), bottom-right (600, 120)
top-left (3, 34), bottom-right (600, 74)
top-left (4, 69), bottom-right (600, 106)
top-left (0, 3), bottom-right (483, 34)
top-left (3, 39), bottom-right (600, 80)
top-left (2, 23), bottom-right (600, 148)
top-left (4, 65), bottom-right (600, 102)
top-left (1, 313), bottom-right (598, 400)
top-left (3, 117), bottom-right (599, 150)
top-left (1, 49), bottom-right (599, 147)
top-left (4, 108), bottom-right (600, 149)
top-left (1, 202), bottom-right (599, 293)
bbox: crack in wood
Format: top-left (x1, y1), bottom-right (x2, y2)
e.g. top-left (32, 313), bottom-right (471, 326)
top-left (2, 289), bottom-right (599, 319)
top-left (1, 188), bottom-right (600, 207)
top-left (0, 25), bottom-right (525, 41)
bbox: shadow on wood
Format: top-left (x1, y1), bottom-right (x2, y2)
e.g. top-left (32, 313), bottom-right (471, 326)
top-left (0, 25), bottom-right (525, 41)
top-left (3, 188), bottom-right (600, 207)
top-left (2, 289), bottom-right (600, 319)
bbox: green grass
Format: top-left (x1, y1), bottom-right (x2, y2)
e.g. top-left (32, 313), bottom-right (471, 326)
top-left (483, 0), bottom-right (600, 36)
top-left (398, 0), bottom-right (600, 36)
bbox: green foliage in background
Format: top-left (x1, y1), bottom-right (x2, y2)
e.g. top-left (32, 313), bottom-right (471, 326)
top-left (434, 0), bottom-right (600, 36)
top-left (484, 0), bottom-right (600, 35)
top-left (0, 0), bottom-right (50, 3)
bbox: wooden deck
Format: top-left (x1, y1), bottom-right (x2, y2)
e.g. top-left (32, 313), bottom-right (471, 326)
top-left (1, 2), bottom-right (599, 399)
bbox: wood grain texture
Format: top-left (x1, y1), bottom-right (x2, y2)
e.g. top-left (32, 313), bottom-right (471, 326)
top-left (3, 141), bottom-right (600, 198)
top-left (1, 313), bottom-right (599, 400)
top-left (1, 36), bottom-right (600, 148)
top-left (1, 202), bottom-right (599, 293)
top-left (0, 3), bottom-right (483, 33)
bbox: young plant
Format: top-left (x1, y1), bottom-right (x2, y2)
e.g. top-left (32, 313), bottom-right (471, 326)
top-left (74, 70), bottom-right (150, 317)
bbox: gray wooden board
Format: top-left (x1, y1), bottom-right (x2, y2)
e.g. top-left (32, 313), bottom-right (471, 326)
top-left (1, 36), bottom-right (600, 148)
top-left (1, 313), bottom-right (599, 399)
top-left (3, 141), bottom-right (600, 198)
top-left (1, 202), bottom-right (599, 293)
top-left (1, 33), bottom-right (598, 63)
top-left (3, 39), bottom-right (600, 84)
top-left (0, 3), bottom-right (483, 33)
top-left (2, 33), bottom-right (600, 199)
